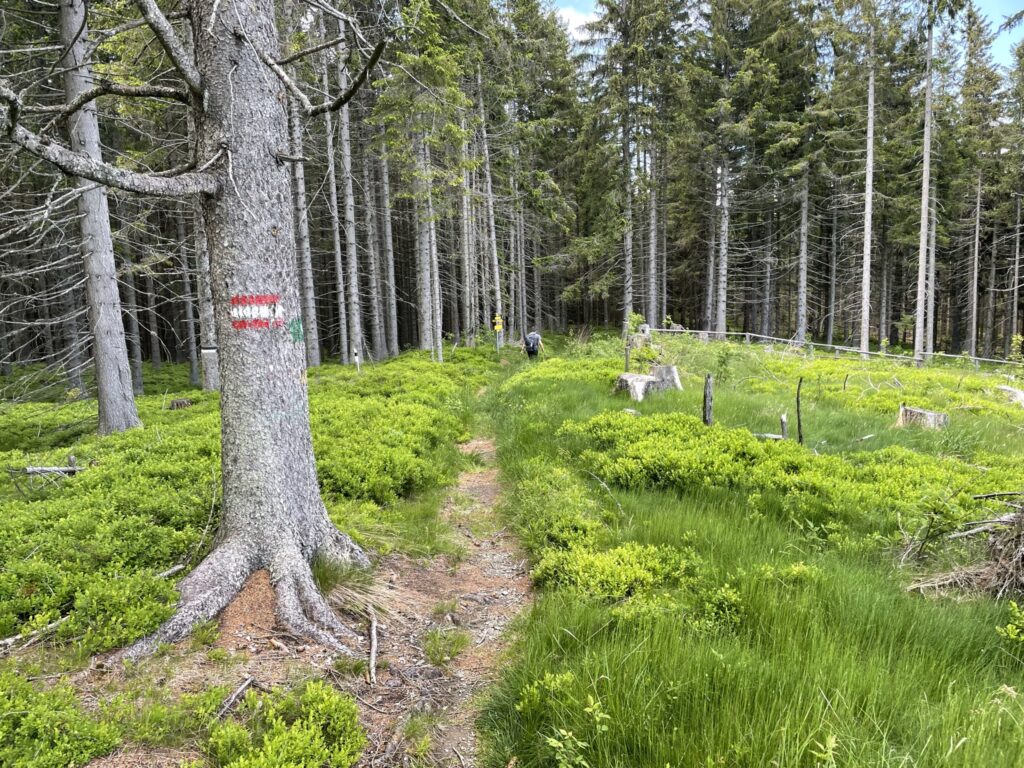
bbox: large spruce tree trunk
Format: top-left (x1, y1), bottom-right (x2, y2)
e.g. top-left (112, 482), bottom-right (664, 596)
top-left (125, 0), bottom-right (367, 658)
top-left (60, 0), bottom-right (140, 433)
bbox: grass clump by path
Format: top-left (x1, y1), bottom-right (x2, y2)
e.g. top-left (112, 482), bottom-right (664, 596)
top-left (480, 340), bottom-right (1024, 768)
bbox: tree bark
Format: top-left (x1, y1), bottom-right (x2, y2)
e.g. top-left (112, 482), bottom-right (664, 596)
top-left (861, 42), bottom-right (875, 357)
top-left (60, 0), bottom-right (140, 433)
top-left (379, 151), bottom-right (399, 358)
top-left (288, 92), bottom-right (321, 367)
top-left (621, 113), bottom-right (634, 334)
top-left (362, 144), bottom-right (385, 360)
top-left (795, 170), bottom-right (810, 344)
top-left (178, 209), bottom-right (200, 386)
top-left (969, 173), bottom-right (982, 358)
top-left (122, 251), bottom-right (146, 395)
top-left (705, 198), bottom-right (716, 332)
top-left (144, 268), bottom-right (162, 369)
top-left (460, 116), bottom-right (475, 341)
top-left (913, 19), bottom-right (933, 362)
top-left (338, 24), bottom-right (362, 362)
top-left (827, 195), bottom-right (837, 346)
top-left (1013, 198), bottom-right (1021, 346)
top-left (646, 158), bottom-right (657, 325)
top-left (715, 163), bottom-right (730, 338)
top-left (194, 200), bottom-right (220, 390)
top-left (926, 181), bottom-right (937, 355)
top-left (124, 0), bottom-right (367, 658)
top-left (984, 225), bottom-right (997, 358)
top-left (320, 53), bottom-right (349, 364)
top-left (477, 68), bottom-right (503, 347)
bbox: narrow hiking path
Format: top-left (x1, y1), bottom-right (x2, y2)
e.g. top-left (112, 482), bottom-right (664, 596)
top-left (81, 432), bottom-right (528, 768)
top-left (347, 435), bottom-right (530, 767)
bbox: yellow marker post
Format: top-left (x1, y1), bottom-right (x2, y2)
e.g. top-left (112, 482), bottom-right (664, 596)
top-left (493, 314), bottom-right (503, 351)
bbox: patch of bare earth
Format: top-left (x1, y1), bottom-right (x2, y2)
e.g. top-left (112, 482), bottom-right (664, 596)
top-left (79, 436), bottom-right (526, 767)
top-left (344, 437), bottom-right (529, 767)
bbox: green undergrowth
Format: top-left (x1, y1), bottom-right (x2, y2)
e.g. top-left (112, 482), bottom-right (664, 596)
top-left (480, 345), bottom-right (1024, 767)
top-left (0, 352), bottom-right (492, 653)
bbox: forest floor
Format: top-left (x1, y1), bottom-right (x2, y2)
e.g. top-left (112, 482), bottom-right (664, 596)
top-left (79, 434), bottom-right (528, 768)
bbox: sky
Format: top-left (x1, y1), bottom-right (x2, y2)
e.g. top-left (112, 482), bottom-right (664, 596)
top-left (553, 0), bottom-right (1024, 70)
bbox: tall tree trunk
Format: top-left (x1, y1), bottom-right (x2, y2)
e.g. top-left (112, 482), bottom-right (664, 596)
top-left (61, 266), bottom-right (86, 393)
top-left (362, 146), bottom-right (385, 360)
top-left (826, 196), bottom-right (837, 346)
top-left (861, 44), bottom-right (875, 357)
top-left (423, 142), bottom-right (443, 362)
top-left (288, 94), bottom-right (320, 367)
top-left (969, 173), bottom-right (982, 358)
top-left (795, 170), bottom-right (810, 344)
top-left (178, 210), bottom-right (200, 386)
top-left (646, 159), bottom-right (657, 325)
top-left (984, 225), bottom-right (997, 358)
top-left (715, 164), bottom-right (730, 338)
top-left (123, 255), bottom-right (145, 395)
top-left (414, 153), bottom-right (433, 352)
top-left (320, 57), bottom-right (349, 364)
top-left (128, 0), bottom-right (367, 658)
top-left (338, 24), bottom-right (362, 361)
top-left (459, 117), bottom-right (474, 341)
top-left (926, 183), bottom-right (937, 355)
top-left (704, 200), bottom-right (716, 332)
top-left (621, 115), bottom-right (634, 334)
top-left (913, 19), bottom-right (933, 362)
top-left (145, 268), bottom-right (162, 369)
top-left (477, 68), bottom-right (503, 347)
top-left (60, 0), bottom-right (140, 433)
top-left (760, 203), bottom-right (774, 338)
top-left (1012, 198), bottom-right (1021, 348)
top-left (379, 151), bottom-right (399, 358)
top-left (194, 200), bottom-right (220, 389)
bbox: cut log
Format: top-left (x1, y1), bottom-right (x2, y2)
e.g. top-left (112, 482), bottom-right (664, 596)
top-left (615, 373), bottom-right (658, 402)
top-left (997, 385), bottom-right (1024, 407)
top-left (649, 365), bottom-right (682, 392)
top-left (168, 398), bottom-right (193, 410)
top-left (896, 404), bottom-right (949, 429)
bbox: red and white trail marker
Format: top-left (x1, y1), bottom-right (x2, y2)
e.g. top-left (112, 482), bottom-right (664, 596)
top-left (229, 293), bottom-right (285, 331)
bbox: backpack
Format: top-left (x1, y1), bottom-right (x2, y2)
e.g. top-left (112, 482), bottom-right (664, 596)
top-left (525, 333), bottom-right (540, 353)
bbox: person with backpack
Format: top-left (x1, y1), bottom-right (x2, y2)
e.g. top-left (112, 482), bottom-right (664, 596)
top-left (522, 330), bottom-right (544, 360)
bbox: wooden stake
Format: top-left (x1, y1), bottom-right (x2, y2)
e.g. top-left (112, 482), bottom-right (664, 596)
top-left (703, 374), bottom-right (713, 426)
top-left (796, 376), bottom-right (804, 445)
top-left (780, 413), bottom-right (788, 440)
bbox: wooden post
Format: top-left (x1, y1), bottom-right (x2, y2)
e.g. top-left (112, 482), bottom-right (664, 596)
top-left (843, 373), bottom-right (849, 391)
top-left (703, 374), bottom-right (713, 426)
top-left (796, 376), bottom-right (804, 444)
top-left (780, 413), bottom-right (788, 440)
top-left (625, 338), bottom-right (631, 372)
top-left (354, 349), bottom-right (362, 374)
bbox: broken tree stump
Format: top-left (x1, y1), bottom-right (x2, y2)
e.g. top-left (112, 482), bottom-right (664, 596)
top-left (615, 373), bottom-right (658, 402)
top-left (896, 404), bottom-right (949, 429)
top-left (650, 365), bottom-right (683, 393)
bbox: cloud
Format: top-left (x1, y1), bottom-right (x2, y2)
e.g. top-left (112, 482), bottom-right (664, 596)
top-left (556, 6), bottom-right (597, 42)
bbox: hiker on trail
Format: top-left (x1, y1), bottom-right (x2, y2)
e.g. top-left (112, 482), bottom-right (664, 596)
top-left (523, 330), bottom-right (544, 360)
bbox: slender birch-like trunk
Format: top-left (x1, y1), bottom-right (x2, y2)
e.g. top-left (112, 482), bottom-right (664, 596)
top-left (984, 226), bottom-right (997, 358)
top-left (826, 199), bottom-right (837, 346)
top-left (424, 142), bottom-right (444, 362)
top-left (622, 116), bottom-right (634, 334)
top-left (460, 117), bottom-right (474, 340)
top-left (705, 197), bottom-right (716, 332)
top-left (646, 160), bottom-right (658, 325)
top-left (926, 185), bottom-right (937, 355)
top-left (1012, 198), bottom-right (1021, 345)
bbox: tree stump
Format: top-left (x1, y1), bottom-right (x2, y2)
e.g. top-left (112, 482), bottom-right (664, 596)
top-left (896, 404), bottom-right (949, 429)
top-left (998, 386), bottom-right (1024, 407)
top-left (615, 373), bottom-right (658, 402)
top-left (650, 365), bottom-right (682, 392)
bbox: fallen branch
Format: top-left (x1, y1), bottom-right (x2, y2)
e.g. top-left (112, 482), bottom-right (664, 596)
top-left (368, 608), bottom-right (378, 686)
top-left (0, 616), bottom-right (67, 653)
top-left (216, 676), bottom-right (254, 720)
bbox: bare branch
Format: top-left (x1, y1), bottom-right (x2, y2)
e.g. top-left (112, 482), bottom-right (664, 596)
top-left (250, 44), bottom-right (314, 114)
top-left (2, 95), bottom-right (218, 196)
top-left (307, 39), bottom-right (386, 117)
top-left (24, 83), bottom-right (188, 119)
top-left (132, 0), bottom-right (203, 96)
top-left (277, 35), bottom-right (348, 66)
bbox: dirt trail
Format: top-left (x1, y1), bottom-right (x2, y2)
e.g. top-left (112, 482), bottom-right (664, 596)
top-left (84, 436), bottom-right (526, 768)
top-left (349, 436), bottom-right (529, 766)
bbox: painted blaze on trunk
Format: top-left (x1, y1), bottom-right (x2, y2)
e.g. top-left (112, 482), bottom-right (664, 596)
top-left (124, 0), bottom-right (368, 657)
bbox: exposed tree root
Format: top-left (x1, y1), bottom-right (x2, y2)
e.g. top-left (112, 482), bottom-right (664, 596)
top-left (112, 526), bottom-right (368, 663)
